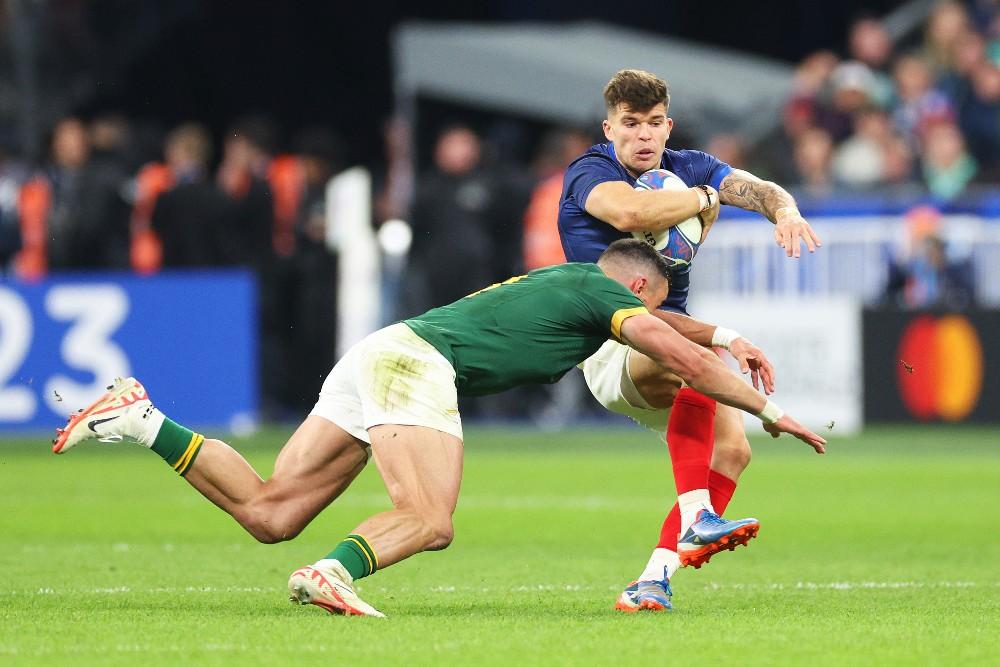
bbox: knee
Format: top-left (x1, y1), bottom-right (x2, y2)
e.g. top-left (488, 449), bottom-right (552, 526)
top-left (421, 516), bottom-right (455, 551)
top-left (712, 435), bottom-right (752, 475)
top-left (241, 504), bottom-right (304, 545)
top-left (732, 440), bottom-right (752, 471)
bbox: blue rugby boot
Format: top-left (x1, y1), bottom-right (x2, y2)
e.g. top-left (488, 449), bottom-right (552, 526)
top-left (614, 570), bottom-right (673, 613)
top-left (678, 509), bottom-right (759, 569)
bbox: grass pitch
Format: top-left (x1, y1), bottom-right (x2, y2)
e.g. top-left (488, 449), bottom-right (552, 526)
top-left (2, 424), bottom-right (999, 666)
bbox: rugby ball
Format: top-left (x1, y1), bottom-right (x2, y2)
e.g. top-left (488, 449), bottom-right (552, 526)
top-left (632, 169), bottom-right (703, 268)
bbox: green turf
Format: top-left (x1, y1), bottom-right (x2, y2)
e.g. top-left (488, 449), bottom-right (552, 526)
top-left (2, 425), bottom-right (999, 666)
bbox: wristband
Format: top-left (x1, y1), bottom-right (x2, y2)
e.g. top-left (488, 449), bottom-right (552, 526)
top-left (711, 326), bottom-right (741, 350)
top-left (756, 399), bottom-right (784, 425)
top-left (775, 206), bottom-right (800, 222)
top-left (695, 184), bottom-right (715, 212)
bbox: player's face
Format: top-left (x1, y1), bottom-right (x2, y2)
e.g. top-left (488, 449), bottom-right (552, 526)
top-left (603, 103), bottom-right (672, 177)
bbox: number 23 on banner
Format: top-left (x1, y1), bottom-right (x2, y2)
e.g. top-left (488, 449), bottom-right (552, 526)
top-left (0, 284), bottom-right (131, 422)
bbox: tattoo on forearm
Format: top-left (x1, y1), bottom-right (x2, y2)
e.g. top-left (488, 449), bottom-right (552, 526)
top-left (719, 170), bottom-right (795, 221)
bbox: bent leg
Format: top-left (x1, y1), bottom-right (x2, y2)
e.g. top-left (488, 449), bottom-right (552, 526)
top-left (709, 403), bottom-right (753, 483)
top-left (350, 424), bottom-right (463, 570)
top-left (627, 348), bottom-right (682, 409)
top-left (184, 415), bottom-right (369, 543)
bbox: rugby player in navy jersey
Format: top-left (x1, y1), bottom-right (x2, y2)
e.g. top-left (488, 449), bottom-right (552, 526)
top-left (558, 69), bottom-right (823, 612)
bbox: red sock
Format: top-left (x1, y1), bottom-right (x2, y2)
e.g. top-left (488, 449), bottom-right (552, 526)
top-left (666, 388), bottom-right (717, 495)
top-left (656, 503), bottom-right (681, 550)
top-left (654, 389), bottom-right (717, 551)
top-left (708, 469), bottom-right (737, 515)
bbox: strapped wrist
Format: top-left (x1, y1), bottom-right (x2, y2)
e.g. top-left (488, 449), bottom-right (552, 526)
top-left (775, 206), bottom-right (800, 222)
top-left (756, 399), bottom-right (784, 425)
top-left (711, 326), bottom-right (741, 350)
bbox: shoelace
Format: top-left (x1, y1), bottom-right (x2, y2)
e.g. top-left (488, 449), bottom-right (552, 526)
top-left (637, 579), bottom-right (672, 598)
top-left (699, 510), bottom-right (729, 526)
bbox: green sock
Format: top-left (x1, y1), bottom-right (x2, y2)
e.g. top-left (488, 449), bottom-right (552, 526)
top-left (325, 534), bottom-right (378, 580)
top-left (150, 418), bottom-right (205, 477)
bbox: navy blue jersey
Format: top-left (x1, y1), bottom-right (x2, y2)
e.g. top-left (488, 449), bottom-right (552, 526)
top-left (558, 142), bottom-right (732, 313)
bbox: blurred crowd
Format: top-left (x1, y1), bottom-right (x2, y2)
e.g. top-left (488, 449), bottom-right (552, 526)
top-left (0, 114), bottom-right (345, 417)
top-left (730, 0), bottom-right (1000, 200)
top-left (1, 1), bottom-right (998, 419)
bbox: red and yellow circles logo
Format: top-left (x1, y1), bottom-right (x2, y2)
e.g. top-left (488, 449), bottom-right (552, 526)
top-left (896, 315), bottom-right (983, 421)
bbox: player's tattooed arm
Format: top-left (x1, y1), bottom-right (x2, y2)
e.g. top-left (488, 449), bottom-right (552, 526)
top-left (718, 169), bottom-right (793, 222)
top-left (718, 169), bottom-right (822, 258)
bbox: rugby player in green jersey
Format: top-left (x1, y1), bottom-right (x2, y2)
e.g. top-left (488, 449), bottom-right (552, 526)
top-left (53, 239), bottom-right (825, 618)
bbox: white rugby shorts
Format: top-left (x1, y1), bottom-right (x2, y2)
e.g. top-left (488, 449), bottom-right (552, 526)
top-left (580, 339), bottom-right (670, 432)
top-left (310, 323), bottom-right (463, 444)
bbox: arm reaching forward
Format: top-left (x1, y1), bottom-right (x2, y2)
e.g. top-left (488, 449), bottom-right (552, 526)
top-left (651, 309), bottom-right (775, 394)
top-left (619, 313), bottom-right (825, 453)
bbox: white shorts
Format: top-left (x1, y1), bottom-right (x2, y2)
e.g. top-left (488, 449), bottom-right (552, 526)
top-left (310, 323), bottom-right (463, 445)
top-left (580, 339), bottom-right (670, 432)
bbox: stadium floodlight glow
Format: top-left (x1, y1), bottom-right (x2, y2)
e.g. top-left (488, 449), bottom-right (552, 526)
top-left (378, 219), bottom-right (413, 257)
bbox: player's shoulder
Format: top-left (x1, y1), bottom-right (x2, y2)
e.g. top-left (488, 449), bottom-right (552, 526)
top-left (663, 147), bottom-right (718, 167)
top-left (663, 148), bottom-right (733, 186)
top-left (566, 142), bottom-right (621, 174)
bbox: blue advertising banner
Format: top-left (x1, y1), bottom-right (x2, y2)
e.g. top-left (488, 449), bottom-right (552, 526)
top-left (0, 270), bottom-right (257, 432)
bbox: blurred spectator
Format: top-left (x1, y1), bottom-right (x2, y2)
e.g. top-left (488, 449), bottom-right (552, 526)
top-left (892, 53), bottom-right (956, 145)
top-left (405, 125), bottom-right (510, 314)
top-left (705, 132), bottom-right (748, 170)
top-left (217, 116), bottom-right (276, 268)
top-left (751, 51), bottom-right (838, 182)
top-left (886, 233), bottom-right (975, 308)
top-left (89, 114), bottom-right (132, 171)
top-left (522, 129), bottom-right (590, 270)
top-left (0, 146), bottom-right (24, 273)
top-left (262, 127), bottom-right (344, 415)
top-left (964, 61), bottom-right (1000, 165)
top-left (938, 29), bottom-right (1000, 166)
top-left (920, 120), bottom-right (978, 200)
top-left (832, 108), bottom-right (920, 188)
top-left (883, 135), bottom-right (919, 186)
top-left (151, 123), bottom-right (233, 267)
top-left (831, 108), bottom-right (891, 188)
top-left (16, 117), bottom-right (131, 278)
top-left (792, 127), bottom-right (835, 194)
top-left (822, 61), bottom-right (879, 141)
top-left (924, 1), bottom-right (972, 75)
top-left (792, 50), bottom-right (841, 97)
top-left (847, 15), bottom-right (895, 106)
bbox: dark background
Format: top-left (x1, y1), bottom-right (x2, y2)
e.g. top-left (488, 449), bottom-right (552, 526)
top-left (60, 0), bottom-right (910, 165)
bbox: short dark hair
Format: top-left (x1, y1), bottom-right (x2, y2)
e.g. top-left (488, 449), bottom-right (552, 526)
top-left (598, 238), bottom-right (671, 282)
top-left (604, 69), bottom-right (670, 114)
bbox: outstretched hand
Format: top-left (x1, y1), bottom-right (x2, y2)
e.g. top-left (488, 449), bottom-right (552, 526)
top-left (727, 337), bottom-right (775, 394)
top-left (774, 209), bottom-right (822, 258)
top-left (763, 414), bottom-right (826, 454)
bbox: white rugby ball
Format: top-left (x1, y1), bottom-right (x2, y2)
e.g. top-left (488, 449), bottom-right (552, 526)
top-left (632, 169), bottom-right (703, 267)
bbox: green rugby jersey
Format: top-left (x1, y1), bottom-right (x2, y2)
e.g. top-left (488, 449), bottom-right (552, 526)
top-left (404, 263), bottom-right (648, 396)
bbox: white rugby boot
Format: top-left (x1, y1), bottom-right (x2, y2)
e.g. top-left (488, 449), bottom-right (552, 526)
top-left (52, 377), bottom-right (156, 454)
top-left (288, 561), bottom-right (386, 618)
